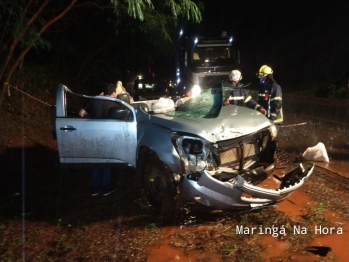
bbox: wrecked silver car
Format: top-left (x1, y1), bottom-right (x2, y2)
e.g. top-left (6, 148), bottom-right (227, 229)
top-left (55, 81), bottom-right (314, 210)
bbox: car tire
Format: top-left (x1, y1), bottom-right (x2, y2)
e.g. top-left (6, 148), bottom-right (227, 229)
top-left (143, 154), bottom-right (177, 212)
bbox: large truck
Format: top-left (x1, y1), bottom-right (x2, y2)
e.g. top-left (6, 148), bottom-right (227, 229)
top-left (175, 30), bottom-right (240, 97)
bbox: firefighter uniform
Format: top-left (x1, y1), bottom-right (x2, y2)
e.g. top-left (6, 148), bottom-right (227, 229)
top-left (228, 84), bottom-right (263, 111)
top-left (257, 82), bottom-right (283, 125)
top-left (256, 65), bottom-right (283, 163)
top-left (227, 70), bottom-right (266, 114)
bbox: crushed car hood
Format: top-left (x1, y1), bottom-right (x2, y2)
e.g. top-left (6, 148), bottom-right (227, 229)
top-left (148, 105), bottom-right (270, 142)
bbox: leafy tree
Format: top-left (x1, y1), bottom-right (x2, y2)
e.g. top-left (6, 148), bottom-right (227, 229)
top-left (0, 0), bottom-right (203, 108)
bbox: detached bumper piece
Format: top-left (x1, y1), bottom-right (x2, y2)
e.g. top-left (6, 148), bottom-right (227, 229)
top-left (180, 164), bottom-right (314, 210)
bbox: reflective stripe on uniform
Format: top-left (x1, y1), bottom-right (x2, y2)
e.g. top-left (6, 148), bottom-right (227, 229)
top-left (244, 95), bottom-right (252, 102)
top-left (271, 96), bottom-right (282, 101)
top-left (274, 109), bottom-right (284, 123)
top-left (229, 96), bottom-right (245, 100)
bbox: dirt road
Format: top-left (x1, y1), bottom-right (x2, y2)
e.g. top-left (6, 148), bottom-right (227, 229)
top-left (0, 92), bottom-right (348, 261)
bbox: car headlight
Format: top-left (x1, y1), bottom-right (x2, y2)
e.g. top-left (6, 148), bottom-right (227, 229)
top-left (172, 135), bottom-right (210, 174)
top-left (182, 138), bottom-right (203, 154)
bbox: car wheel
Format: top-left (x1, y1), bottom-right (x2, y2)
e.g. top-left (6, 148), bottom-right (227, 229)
top-left (143, 154), bottom-right (177, 211)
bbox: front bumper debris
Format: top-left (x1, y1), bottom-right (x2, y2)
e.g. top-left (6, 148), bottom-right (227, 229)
top-left (179, 164), bottom-right (314, 210)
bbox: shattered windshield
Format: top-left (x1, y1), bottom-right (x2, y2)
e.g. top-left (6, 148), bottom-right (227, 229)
top-left (168, 81), bottom-right (234, 118)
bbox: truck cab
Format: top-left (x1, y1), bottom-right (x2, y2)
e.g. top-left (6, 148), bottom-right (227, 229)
top-left (133, 76), bottom-right (169, 101)
top-left (175, 30), bottom-right (240, 96)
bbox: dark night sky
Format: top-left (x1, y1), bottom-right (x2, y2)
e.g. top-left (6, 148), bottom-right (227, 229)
top-left (38, 0), bottom-right (348, 92)
top-left (172, 0), bottom-right (349, 86)
top-left (197, 0), bottom-right (346, 42)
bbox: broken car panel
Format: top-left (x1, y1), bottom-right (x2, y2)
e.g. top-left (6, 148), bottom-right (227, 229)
top-left (55, 81), bottom-right (314, 210)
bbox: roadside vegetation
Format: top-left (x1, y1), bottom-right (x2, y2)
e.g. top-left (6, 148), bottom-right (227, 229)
top-left (0, 0), bottom-right (204, 110)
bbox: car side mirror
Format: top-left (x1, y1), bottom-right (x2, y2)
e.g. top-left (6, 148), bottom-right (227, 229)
top-left (130, 102), bottom-right (149, 112)
top-left (108, 107), bottom-right (133, 120)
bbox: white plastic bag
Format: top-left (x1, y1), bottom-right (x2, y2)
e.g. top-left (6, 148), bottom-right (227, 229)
top-left (302, 142), bottom-right (329, 162)
top-left (151, 97), bottom-right (175, 113)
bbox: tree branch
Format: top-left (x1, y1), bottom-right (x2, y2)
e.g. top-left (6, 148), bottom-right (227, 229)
top-left (0, 0), bottom-right (78, 109)
top-left (0, 0), bottom-right (50, 80)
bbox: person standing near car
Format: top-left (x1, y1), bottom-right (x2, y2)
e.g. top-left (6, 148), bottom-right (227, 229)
top-left (79, 83), bottom-right (118, 118)
top-left (256, 65), bottom-right (283, 126)
top-left (256, 65), bottom-right (283, 162)
top-left (79, 83), bottom-right (118, 196)
top-left (226, 70), bottom-right (267, 115)
top-left (116, 80), bottom-right (134, 103)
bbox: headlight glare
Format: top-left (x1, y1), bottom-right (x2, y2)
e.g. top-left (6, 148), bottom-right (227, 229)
top-left (191, 85), bottom-right (201, 97)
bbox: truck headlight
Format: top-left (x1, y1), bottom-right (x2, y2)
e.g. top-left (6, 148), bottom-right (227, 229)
top-left (191, 85), bottom-right (201, 97)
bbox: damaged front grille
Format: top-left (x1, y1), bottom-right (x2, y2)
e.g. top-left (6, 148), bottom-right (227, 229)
top-left (219, 143), bottom-right (258, 166)
top-left (175, 130), bottom-right (272, 186)
top-left (209, 131), bottom-right (276, 185)
top-left (214, 132), bottom-right (262, 172)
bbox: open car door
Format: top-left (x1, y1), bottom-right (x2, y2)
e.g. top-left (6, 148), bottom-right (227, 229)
top-left (55, 85), bottom-right (137, 167)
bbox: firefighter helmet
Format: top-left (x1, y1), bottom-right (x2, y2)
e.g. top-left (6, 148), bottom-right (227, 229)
top-left (229, 70), bottom-right (242, 82)
top-left (257, 65), bottom-right (273, 78)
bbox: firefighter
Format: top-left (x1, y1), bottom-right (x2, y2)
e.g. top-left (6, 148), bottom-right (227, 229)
top-left (226, 70), bottom-right (267, 115)
top-left (256, 65), bottom-right (283, 162)
top-left (256, 65), bottom-right (283, 126)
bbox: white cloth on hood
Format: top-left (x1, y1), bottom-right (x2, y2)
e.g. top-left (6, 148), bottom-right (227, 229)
top-left (151, 97), bottom-right (175, 113)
